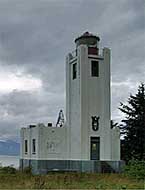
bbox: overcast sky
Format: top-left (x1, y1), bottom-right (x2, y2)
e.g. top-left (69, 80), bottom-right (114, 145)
top-left (0, 0), bottom-right (144, 141)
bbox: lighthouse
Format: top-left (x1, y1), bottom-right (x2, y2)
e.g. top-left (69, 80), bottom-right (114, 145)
top-left (66, 32), bottom-right (117, 161)
top-left (20, 32), bottom-right (122, 174)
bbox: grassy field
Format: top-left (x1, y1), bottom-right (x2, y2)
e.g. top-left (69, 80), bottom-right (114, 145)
top-left (0, 172), bottom-right (144, 189)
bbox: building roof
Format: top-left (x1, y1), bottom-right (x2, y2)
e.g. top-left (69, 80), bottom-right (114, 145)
top-left (75, 32), bottom-right (100, 43)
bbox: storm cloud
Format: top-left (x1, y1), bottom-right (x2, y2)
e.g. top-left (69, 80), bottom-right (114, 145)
top-left (0, 0), bottom-right (144, 141)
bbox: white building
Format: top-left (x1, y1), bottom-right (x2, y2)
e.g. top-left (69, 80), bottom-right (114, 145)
top-left (20, 32), bottom-right (122, 174)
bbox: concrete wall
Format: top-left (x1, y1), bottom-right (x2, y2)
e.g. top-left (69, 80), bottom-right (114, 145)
top-left (111, 127), bottom-right (120, 160)
top-left (66, 45), bottom-right (114, 161)
top-left (20, 125), bottom-right (68, 160)
top-left (20, 159), bottom-right (124, 174)
top-left (38, 126), bottom-right (68, 160)
top-left (83, 47), bottom-right (111, 160)
top-left (20, 126), bottom-right (39, 160)
top-left (66, 53), bottom-right (81, 159)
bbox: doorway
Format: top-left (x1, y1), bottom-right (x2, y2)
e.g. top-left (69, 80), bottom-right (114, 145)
top-left (90, 137), bottom-right (100, 160)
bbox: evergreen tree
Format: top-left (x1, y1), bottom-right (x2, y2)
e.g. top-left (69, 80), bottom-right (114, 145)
top-left (119, 83), bottom-right (145, 161)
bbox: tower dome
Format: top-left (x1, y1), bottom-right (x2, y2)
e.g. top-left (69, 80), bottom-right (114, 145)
top-left (75, 32), bottom-right (100, 47)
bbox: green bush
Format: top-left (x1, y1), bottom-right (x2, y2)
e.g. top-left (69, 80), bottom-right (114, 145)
top-left (124, 160), bottom-right (145, 180)
top-left (0, 166), bottom-right (17, 174)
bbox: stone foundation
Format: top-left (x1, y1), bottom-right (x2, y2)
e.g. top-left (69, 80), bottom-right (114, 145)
top-left (20, 159), bottom-right (125, 174)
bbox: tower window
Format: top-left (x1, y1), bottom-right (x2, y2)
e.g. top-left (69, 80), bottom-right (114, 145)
top-left (73, 63), bottom-right (77, 79)
top-left (91, 61), bottom-right (99, 77)
top-left (32, 139), bottom-right (36, 154)
top-left (24, 140), bottom-right (28, 154)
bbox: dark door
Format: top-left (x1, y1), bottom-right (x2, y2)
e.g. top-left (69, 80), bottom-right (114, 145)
top-left (90, 137), bottom-right (100, 160)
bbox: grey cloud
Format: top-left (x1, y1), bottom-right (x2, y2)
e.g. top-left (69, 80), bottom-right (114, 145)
top-left (0, 90), bottom-right (42, 116)
top-left (111, 80), bottom-right (141, 122)
top-left (0, 0), bottom-right (144, 140)
top-left (0, 120), bottom-right (19, 141)
top-left (0, 89), bottom-right (64, 140)
top-left (0, 89), bottom-right (64, 119)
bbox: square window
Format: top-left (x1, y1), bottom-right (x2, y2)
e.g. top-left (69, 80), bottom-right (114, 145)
top-left (91, 61), bottom-right (99, 77)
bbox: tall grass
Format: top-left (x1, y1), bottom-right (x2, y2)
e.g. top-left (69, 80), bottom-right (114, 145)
top-left (0, 169), bottom-right (144, 189)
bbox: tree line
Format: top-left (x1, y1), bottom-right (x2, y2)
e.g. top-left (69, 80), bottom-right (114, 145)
top-left (113, 83), bottom-right (145, 162)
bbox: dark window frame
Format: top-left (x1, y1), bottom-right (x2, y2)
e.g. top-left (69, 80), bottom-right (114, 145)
top-left (32, 139), bottom-right (36, 154)
top-left (91, 60), bottom-right (99, 77)
top-left (90, 137), bottom-right (100, 160)
top-left (72, 63), bottom-right (77, 79)
top-left (24, 140), bottom-right (28, 154)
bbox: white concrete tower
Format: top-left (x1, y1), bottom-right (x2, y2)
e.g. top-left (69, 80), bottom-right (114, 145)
top-left (66, 32), bottom-right (112, 161)
top-left (20, 32), bottom-right (121, 174)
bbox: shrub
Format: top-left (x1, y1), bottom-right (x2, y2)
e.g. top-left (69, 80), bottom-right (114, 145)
top-left (124, 160), bottom-right (145, 180)
top-left (0, 166), bottom-right (17, 174)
